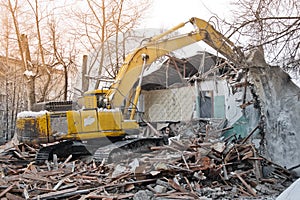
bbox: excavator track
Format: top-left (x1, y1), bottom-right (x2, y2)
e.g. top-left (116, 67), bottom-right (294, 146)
top-left (35, 140), bottom-right (93, 164)
top-left (93, 137), bottom-right (166, 163)
top-left (36, 147), bottom-right (53, 164)
top-left (35, 137), bottom-right (166, 164)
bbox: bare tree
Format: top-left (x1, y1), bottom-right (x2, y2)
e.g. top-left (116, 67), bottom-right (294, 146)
top-left (0, 0), bottom-right (80, 139)
top-left (0, 0), bottom-right (151, 138)
top-left (7, 0), bottom-right (37, 110)
top-left (2, 0), bottom-right (80, 103)
top-left (26, 0), bottom-right (51, 102)
top-left (47, 18), bottom-right (78, 101)
top-left (70, 0), bottom-right (151, 90)
top-left (0, 5), bottom-right (26, 139)
top-left (228, 0), bottom-right (300, 71)
top-left (25, 0), bottom-right (79, 101)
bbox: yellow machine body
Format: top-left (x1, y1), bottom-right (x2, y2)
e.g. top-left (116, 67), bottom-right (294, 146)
top-left (16, 109), bottom-right (138, 145)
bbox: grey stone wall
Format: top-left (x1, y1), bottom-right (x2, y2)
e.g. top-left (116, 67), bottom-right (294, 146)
top-left (249, 61), bottom-right (300, 174)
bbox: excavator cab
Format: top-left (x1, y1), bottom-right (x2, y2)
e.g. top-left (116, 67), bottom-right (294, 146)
top-left (79, 89), bottom-right (110, 109)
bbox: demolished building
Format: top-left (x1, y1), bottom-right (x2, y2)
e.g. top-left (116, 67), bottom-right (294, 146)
top-left (0, 16), bottom-right (299, 198)
top-left (139, 48), bottom-right (300, 176)
top-left (0, 49), bottom-right (299, 200)
top-left (139, 51), bottom-right (257, 137)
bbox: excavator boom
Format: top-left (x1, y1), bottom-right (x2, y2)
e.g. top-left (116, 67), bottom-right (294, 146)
top-left (108, 17), bottom-right (244, 109)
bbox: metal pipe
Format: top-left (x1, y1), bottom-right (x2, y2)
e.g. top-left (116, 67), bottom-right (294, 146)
top-left (149, 22), bottom-right (187, 42)
top-left (130, 54), bottom-right (149, 120)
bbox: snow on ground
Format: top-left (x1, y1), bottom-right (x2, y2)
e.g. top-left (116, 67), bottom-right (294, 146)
top-left (277, 178), bottom-right (300, 200)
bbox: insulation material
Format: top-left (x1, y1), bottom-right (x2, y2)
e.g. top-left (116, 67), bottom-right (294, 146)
top-left (142, 86), bottom-right (195, 122)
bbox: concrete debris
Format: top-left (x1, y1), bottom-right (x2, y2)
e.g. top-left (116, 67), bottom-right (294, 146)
top-left (0, 124), bottom-right (296, 199)
top-left (133, 190), bottom-right (153, 200)
top-left (112, 164), bottom-right (127, 178)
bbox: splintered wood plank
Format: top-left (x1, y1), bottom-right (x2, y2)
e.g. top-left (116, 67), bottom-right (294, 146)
top-left (53, 179), bottom-right (65, 190)
top-left (60, 155), bottom-right (73, 168)
top-left (12, 151), bottom-right (25, 160)
top-left (31, 187), bottom-right (78, 200)
top-left (5, 192), bottom-right (25, 200)
top-left (36, 170), bottom-right (66, 177)
top-left (0, 183), bottom-right (15, 197)
top-left (82, 193), bottom-right (134, 199)
top-left (22, 173), bottom-right (52, 183)
top-left (24, 144), bottom-right (38, 153)
top-left (236, 173), bottom-right (257, 197)
top-left (168, 178), bottom-right (187, 193)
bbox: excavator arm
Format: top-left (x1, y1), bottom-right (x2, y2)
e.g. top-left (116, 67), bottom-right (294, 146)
top-left (108, 17), bottom-right (244, 113)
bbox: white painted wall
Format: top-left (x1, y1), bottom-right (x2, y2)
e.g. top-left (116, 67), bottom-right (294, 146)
top-left (142, 78), bottom-right (245, 125)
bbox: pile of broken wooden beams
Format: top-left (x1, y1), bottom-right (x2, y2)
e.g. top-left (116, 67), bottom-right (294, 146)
top-left (0, 138), bottom-right (294, 200)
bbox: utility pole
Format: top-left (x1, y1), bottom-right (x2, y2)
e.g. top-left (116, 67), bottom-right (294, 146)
top-left (64, 63), bottom-right (68, 100)
top-left (5, 76), bottom-right (9, 141)
top-left (82, 55), bottom-right (89, 93)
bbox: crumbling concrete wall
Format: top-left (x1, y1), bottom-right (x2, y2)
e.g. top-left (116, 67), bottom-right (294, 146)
top-left (248, 52), bottom-right (300, 174)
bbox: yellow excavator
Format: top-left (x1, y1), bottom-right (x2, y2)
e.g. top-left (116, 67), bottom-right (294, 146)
top-left (16, 17), bottom-right (243, 163)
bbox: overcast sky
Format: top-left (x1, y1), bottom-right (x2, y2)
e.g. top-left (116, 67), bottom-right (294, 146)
top-left (137, 0), bottom-right (236, 58)
top-left (140, 0), bottom-right (234, 29)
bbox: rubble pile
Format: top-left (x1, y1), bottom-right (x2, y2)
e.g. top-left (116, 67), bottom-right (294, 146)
top-left (0, 129), bottom-right (295, 200)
